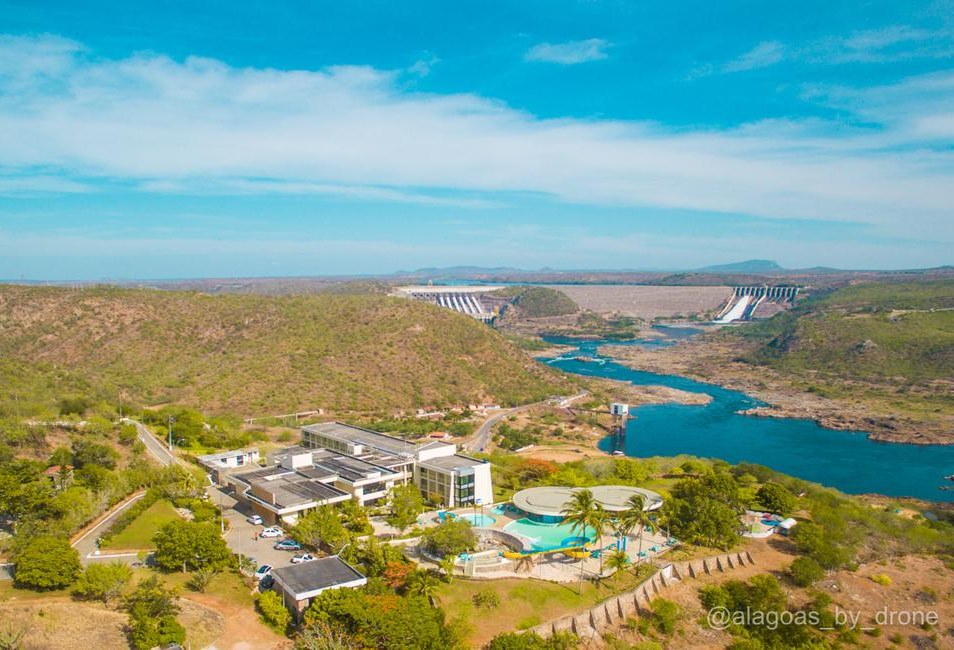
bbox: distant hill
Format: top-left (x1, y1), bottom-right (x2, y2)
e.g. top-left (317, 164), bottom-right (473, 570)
top-left (0, 286), bottom-right (574, 417)
top-left (735, 280), bottom-right (954, 382)
top-left (696, 260), bottom-right (785, 274)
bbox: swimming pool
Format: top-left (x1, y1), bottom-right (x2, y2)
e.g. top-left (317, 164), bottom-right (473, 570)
top-left (457, 513), bottom-right (497, 527)
top-left (503, 518), bottom-right (596, 552)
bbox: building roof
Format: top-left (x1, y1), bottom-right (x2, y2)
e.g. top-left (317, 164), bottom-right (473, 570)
top-left (512, 485), bottom-right (664, 517)
top-left (419, 454), bottom-right (487, 472)
top-left (302, 422), bottom-right (417, 457)
top-left (272, 556), bottom-right (366, 598)
top-left (311, 452), bottom-right (398, 484)
top-left (197, 448), bottom-right (257, 462)
top-left (250, 475), bottom-right (348, 509)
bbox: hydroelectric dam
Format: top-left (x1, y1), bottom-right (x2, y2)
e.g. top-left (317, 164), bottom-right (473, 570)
top-left (714, 285), bottom-right (799, 323)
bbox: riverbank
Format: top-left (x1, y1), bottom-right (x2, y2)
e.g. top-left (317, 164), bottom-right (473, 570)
top-left (600, 338), bottom-right (954, 446)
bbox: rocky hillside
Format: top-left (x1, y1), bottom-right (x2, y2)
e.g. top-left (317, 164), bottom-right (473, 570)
top-left (738, 280), bottom-right (954, 382)
top-left (0, 285), bottom-right (574, 416)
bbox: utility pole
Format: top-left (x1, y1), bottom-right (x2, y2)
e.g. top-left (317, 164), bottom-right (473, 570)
top-left (167, 416), bottom-right (176, 452)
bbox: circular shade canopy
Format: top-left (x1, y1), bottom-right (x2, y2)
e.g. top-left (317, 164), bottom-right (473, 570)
top-left (512, 485), bottom-right (663, 518)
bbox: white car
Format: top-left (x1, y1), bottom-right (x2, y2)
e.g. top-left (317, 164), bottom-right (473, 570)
top-left (254, 564), bottom-right (272, 580)
top-left (259, 526), bottom-right (283, 538)
top-left (247, 514), bottom-right (263, 525)
top-left (290, 553), bottom-right (316, 564)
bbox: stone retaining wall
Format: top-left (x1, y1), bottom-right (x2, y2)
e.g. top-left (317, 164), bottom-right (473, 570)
top-left (529, 550), bottom-right (755, 640)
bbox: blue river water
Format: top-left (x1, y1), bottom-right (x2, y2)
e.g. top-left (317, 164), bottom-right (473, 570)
top-left (541, 330), bottom-right (954, 502)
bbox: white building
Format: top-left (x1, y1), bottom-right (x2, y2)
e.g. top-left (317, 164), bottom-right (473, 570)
top-left (301, 422), bottom-right (493, 508)
top-left (197, 448), bottom-right (261, 484)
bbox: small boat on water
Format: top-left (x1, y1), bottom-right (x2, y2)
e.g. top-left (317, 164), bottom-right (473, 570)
top-left (612, 450), bottom-right (625, 456)
top-left (945, 474), bottom-right (954, 482)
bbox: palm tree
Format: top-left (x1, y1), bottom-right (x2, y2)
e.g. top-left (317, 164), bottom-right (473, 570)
top-left (605, 549), bottom-right (630, 581)
top-left (591, 504), bottom-right (610, 575)
top-left (406, 569), bottom-right (441, 607)
top-left (620, 494), bottom-right (655, 560)
top-left (561, 489), bottom-right (600, 593)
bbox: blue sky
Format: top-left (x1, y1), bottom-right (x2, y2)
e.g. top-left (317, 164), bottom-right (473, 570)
top-left (1, 0), bottom-right (952, 280)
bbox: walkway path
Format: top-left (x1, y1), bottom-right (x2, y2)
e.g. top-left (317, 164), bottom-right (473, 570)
top-left (71, 490), bottom-right (149, 566)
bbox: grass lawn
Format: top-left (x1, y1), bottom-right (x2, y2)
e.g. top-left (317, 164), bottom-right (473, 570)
top-left (438, 567), bottom-right (654, 647)
top-left (101, 499), bottom-right (182, 550)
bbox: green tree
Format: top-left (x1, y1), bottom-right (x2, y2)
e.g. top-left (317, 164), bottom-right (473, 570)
top-left (152, 520), bottom-right (231, 572)
top-left (756, 483), bottom-right (796, 516)
top-left (387, 484), bottom-right (424, 532)
top-left (420, 519), bottom-right (477, 558)
top-left (788, 557), bottom-right (825, 587)
top-left (485, 631), bottom-right (578, 650)
top-left (71, 439), bottom-right (119, 470)
top-left (13, 536), bottom-right (81, 590)
top-left (406, 570), bottom-right (441, 607)
top-left (71, 562), bottom-right (132, 604)
top-left (293, 506), bottom-right (351, 552)
top-left (257, 590), bottom-right (291, 632)
top-left (304, 588), bottom-right (457, 650)
top-left (125, 576), bottom-right (183, 650)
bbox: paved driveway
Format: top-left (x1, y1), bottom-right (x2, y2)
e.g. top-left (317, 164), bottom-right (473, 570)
top-left (207, 485), bottom-right (300, 573)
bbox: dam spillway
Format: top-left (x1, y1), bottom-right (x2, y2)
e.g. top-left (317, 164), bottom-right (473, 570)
top-left (715, 285), bottom-right (799, 323)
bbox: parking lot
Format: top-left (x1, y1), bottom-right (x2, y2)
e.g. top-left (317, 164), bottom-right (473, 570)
top-left (207, 485), bottom-right (303, 574)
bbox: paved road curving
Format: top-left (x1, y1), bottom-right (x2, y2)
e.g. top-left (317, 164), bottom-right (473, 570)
top-left (122, 417), bottom-right (177, 466)
top-left (468, 392), bottom-right (588, 452)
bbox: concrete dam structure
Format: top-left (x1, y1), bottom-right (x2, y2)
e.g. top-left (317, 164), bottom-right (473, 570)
top-left (714, 285), bottom-right (799, 323)
top-left (392, 285), bottom-right (501, 323)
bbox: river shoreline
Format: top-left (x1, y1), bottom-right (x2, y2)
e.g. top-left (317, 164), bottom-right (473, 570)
top-left (599, 339), bottom-right (953, 447)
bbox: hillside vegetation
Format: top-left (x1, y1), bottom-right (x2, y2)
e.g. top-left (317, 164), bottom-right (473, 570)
top-left (737, 280), bottom-right (954, 382)
top-left (492, 286), bottom-right (579, 317)
top-left (0, 285), bottom-right (573, 417)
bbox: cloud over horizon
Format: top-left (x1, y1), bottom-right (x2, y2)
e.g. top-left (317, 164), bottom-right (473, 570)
top-left (0, 34), bottom-right (952, 246)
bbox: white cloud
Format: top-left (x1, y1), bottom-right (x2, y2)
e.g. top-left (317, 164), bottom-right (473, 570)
top-left (722, 41), bottom-right (785, 72)
top-left (0, 35), bottom-right (952, 241)
top-left (714, 25), bottom-right (952, 75)
top-left (525, 38), bottom-right (610, 64)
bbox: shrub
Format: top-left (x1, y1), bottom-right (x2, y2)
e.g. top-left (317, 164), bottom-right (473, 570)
top-left (650, 598), bottom-right (681, 635)
top-left (870, 573), bottom-right (892, 586)
top-left (472, 588), bottom-right (500, 609)
top-left (789, 557), bottom-right (825, 587)
top-left (72, 562), bottom-right (132, 603)
top-left (256, 590), bottom-right (291, 633)
top-left (186, 566), bottom-right (218, 592)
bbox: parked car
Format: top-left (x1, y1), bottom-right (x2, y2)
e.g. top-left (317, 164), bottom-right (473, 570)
top-left (290, 553), bottom-right (316, 564)
top-left (247, 514), bottom-right (263, 525)
top-left (260, 527), bottom-right (283, 538)
top-left (258, 575), bottom-right (274, 591)
top-left (254, 564), bottom-right (272, 580)
top-left (274, 539), bottom-right (302, 551)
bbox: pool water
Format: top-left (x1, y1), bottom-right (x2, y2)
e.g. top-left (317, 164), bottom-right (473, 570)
top-left (457, 513), bottom-right (496, 527)
top-left (503, 518), bottom-right (596, 551)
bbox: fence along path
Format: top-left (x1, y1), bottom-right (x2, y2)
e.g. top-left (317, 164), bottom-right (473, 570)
top-left (529, 550), bottom-right (756, 640)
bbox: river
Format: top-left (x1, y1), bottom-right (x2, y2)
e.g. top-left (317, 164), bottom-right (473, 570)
top-left (541, 329), bottom-right (954, 502)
